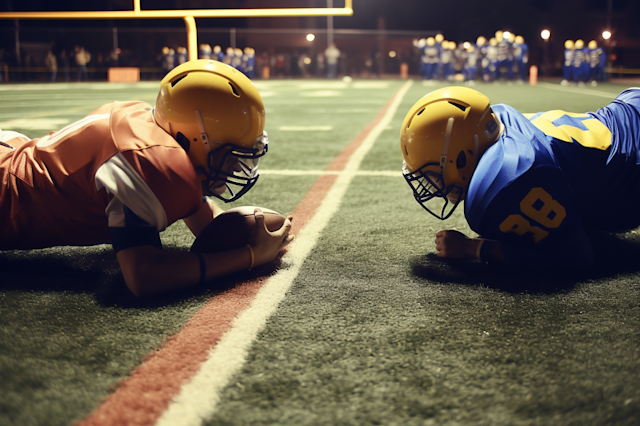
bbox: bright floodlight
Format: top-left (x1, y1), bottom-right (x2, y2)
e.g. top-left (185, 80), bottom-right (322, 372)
top-left (541, 29), bottom-right (550, 40)
top-left (306, 33), bottom-right (315, 41)
top-left (388, 51), bottom-right (396, 58)
top-left (602, 30), bottom-right (612, 40)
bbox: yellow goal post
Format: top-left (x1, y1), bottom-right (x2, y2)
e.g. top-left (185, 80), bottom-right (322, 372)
top-left (0, 0), bottom-right (353, 61)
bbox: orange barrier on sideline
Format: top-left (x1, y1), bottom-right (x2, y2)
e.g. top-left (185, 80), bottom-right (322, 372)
top-left (529, 65), bottom-right (538, 86)
top-left (108, 67), bottom-right (140, 82)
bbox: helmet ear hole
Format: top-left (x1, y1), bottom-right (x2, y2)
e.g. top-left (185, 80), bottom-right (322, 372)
top-left (171, 75), bottom-right (187, 87)
top-left (456, 150), bottom-right (466, 169)
top-left (176, 132), bottom-right (191, 151)
top-left (229, 82), bottom-right (240, 97)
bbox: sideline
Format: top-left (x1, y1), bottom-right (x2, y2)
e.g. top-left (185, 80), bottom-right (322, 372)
top-left (76, 80), bottom-right (413, 426)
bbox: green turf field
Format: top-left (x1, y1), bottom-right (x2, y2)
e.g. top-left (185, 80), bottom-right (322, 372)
top-left (1, 79), bottom-right (639, 426)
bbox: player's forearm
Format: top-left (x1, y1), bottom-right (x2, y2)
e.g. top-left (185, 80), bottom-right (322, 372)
top-left (117, 245), bottom-right (252, 297)
top-left (477, 228), bottom-right (593, 271)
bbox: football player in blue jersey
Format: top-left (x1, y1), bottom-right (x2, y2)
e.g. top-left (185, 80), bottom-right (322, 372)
top-left (513, 35), bottom-right (529, 82)
top-left (561, 40), bottom-right (574, 86)
top-left (400, 86), bottom-right (640, 271)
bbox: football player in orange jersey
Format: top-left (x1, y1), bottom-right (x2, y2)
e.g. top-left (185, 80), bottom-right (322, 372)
top-left (0, 60), bottom-right (293, 297)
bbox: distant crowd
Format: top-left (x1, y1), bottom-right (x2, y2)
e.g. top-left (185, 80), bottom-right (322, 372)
top-left (416, 31), bottom-right (607, 86)
top-left (417, 31), bottom-right (530, 84)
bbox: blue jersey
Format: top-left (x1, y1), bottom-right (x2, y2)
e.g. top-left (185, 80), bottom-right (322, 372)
top-left (465, 89), bottom-right (640, 252)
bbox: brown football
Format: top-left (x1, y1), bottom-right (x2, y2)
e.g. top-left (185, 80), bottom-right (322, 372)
top-left (190, 206), bottom-right (286, 253)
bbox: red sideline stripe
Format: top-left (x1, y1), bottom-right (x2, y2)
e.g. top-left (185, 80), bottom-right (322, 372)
top-left (76, 86), bottom-right (403, 426)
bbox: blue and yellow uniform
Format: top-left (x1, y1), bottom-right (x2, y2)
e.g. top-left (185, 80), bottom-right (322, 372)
top-left (465, 89), bottom-right (640, 266)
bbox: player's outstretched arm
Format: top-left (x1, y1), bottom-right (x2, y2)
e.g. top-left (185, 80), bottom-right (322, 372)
top-left (116, 209), bottom-right (293, 298)
top-left (434, 227), bottom-right (593, 271)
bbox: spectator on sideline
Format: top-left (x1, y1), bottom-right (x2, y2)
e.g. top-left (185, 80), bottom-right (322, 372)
top-left (0, 60), bottom-right (293, 297)
top-left (325, 43), bottom-right (340, 79)
top-left (75, 46), bottom-right (91, 82)
top-left (45, 51), bottom-right (57, 82)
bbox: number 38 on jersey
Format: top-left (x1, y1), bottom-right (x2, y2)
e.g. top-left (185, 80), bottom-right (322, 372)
top-left (499, 187), bottom-right (567, 243)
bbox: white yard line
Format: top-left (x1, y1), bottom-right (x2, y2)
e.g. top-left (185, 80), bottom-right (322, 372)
top-left (536, 82), bottom-right (619, 98)
top-left (260, 169), bottom-right (400, 177)
top-left (155, 80), bottom-right (414, 426)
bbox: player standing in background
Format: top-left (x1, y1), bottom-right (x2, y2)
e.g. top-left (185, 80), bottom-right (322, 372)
top-left (572, 39), bottom-right (587, 86)
top-left (587, 40), bottom-right (601, 86)
top-left (244, 47), bottom-right (255, 79)
top-left (495, 31), bottom-right (514, 81)
top-left (439, 41), bottom-right (453, 81)
top-left (198, 44), bottom-right (212, 60)
top-left (483, 38), bottom-right (499, 82)
top-left (0, 60), bottom-right (293, 297)
top-left (176, 46), bottom-right (187, 66)
top-left (476, 36), bottom-right (488, 80)
top-left (213, 45), bottom-right (224, 62)
top-left (561, 40), bottom-right (574, 86)
top-left (463, 42), bottom-right (479, 85)
top-left (513, 35), bottom-right (528, 83)
top-left (400, 86), bottom-right (640, 271)
top-left (160, 47), bottom-right (175, 77)
top-left (422, 37), bottom-right (440, 82)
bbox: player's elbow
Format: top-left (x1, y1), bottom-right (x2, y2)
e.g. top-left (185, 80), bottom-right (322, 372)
top-left (117, 248), bottom-right (162, 298)
top-left (122, 268), bottom-right (155, 298)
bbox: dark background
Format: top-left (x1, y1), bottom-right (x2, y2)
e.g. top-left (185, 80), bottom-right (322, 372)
top-left (1, 0), bottom-right (639, 76)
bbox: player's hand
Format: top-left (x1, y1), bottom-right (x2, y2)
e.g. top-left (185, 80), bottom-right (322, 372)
top-left (434, 230), bottom-right (475, 259)
top-left (249, 208), bottom-right (294, 265)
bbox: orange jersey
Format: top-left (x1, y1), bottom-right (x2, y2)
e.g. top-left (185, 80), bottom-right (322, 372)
top-left (0, 101), bottom-right (202, 250)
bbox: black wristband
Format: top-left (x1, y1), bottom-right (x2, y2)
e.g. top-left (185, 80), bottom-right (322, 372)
top-left (194, 252), bottom-right (207, 285)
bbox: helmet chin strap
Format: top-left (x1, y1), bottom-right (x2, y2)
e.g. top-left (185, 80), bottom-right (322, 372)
top-left (440, 117), bottom-right (455, 176)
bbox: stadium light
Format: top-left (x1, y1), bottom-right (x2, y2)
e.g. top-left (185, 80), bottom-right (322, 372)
top-left (541, 29), bottom-right (550, 40)
top-left (602, 30), bottom-right (612, 40)
top-left (306, 33), bottom-right (316, 42)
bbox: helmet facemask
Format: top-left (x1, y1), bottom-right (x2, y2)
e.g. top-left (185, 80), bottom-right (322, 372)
top-left (402, 161), bottom-right (464, 220)
top-left (200, 131), bottom-right (269, 202)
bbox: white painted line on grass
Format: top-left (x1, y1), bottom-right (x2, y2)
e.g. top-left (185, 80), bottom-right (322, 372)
top-left (536, 82), bottom-right (619, 98)
top-left (278, 125), bottom-right (333, 131)
top-left (0, 118), bottom-right (71, 130)
top-left (260, 169), bottom-right (401, 177)
top-left (155, 80), bottom-right (414, 426)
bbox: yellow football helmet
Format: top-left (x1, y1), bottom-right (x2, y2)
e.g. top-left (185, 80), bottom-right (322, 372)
top-left (400, 87), bottom-right (500, 219)
top-left (155, 59), bottom-right (267, 202)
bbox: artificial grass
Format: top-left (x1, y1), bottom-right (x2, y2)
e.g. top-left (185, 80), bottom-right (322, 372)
top-left (206, 175), bottom-right (640, 426)
top-left (1, 80), bottom-right (638, 426)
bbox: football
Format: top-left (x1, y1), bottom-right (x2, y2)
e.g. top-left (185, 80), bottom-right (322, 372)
top-left (190, 206), bottom-right (287, 253)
